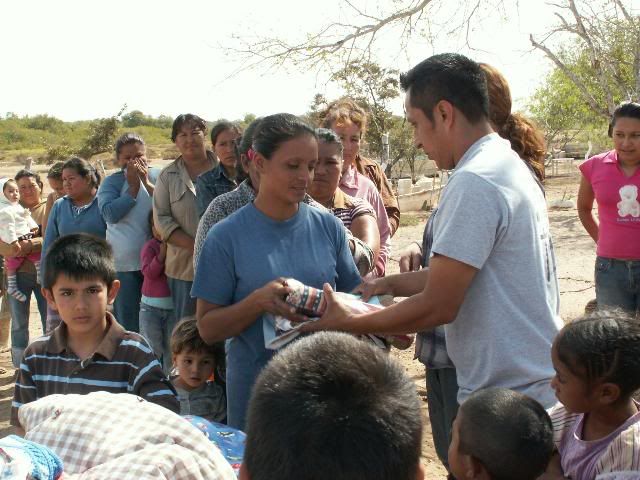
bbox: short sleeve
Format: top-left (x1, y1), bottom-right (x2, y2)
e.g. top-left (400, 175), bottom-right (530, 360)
top-left (579, 157), bottom-right (594, 182)
top-left (431, 173), bottom-right (508, 270)
top-left (11, 351), bottom-right (37, 426)
top-left (191, 225), bottom-right (237, 306)
top-left (333, 219), bottom-right (362, 292)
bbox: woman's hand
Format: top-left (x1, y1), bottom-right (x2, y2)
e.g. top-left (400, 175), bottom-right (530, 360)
top-left (251, 278), bottom-right (308, 323)
top-left (134, 158), bottom-right (150, 184)
top-left (398, 242), bottom-right (423, 273)
top-left (158, 241), bottom-right (167, 262)
top-left (126, 161), bottom-right (141, 198)
top-left (10, 241), bottom-right (21, 256)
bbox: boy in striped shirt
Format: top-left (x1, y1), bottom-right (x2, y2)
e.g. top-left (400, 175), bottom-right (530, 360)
top-left (11, 234), bottom-right (178, 431)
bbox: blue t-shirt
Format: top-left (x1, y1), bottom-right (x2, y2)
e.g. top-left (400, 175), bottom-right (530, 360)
top-left (191, 202), bottom-right (361, 429)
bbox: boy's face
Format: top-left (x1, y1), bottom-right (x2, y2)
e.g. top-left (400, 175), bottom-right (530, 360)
top-left (448, 412), bottom-right (490, 480)
top-left (448, 413), bottom-right (467, 479)
top-left (172, 349), bottom-right (215, 391)
top-left (43, 274), bottom-right (119, 336)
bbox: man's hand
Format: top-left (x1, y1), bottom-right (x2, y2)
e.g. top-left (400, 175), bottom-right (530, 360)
top-left (399, 242), bottom-right (423, 272)
top-left (353, 276), bottom-right (393, 302)
top-left (301, 284), bottom-right (354, 333)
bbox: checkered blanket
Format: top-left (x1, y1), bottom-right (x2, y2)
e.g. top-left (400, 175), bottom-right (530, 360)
top-left (18, 392), bottom-right (236, 479)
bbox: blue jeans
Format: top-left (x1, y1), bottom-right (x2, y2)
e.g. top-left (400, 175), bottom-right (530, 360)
top-left (9, 271), bottom-right (47, 368)
top-left (139, 302), bottom-right (176, 373)
top-left (425, 367), bottom-right (459, 470)
top-left (114, 271), bottom-right (143, 332)
top-left (595, 256), bottom-right (640, 314)
top-left (167, 277), bottom-right (196, 321)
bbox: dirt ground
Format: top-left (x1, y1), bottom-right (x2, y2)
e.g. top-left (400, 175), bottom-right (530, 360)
top-left (0, 165), bottom-right (593, 478)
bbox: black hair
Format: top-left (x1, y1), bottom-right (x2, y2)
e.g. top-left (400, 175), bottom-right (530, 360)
top-left (555, 310), bottom-right (640, 398)
top-left (400, 53), bottom-right (489, 124)
top-left (244, 332), bottom-right (423, 480)
top-left (210, 120), bottom-right (241, 146)
top-left (238, 118), bottom-right (264, 157)
top-left (251, 113), bottom-right (317, 160)
top-left (14, 169), bottom-right (44, 191)
top-left (235, 117), bottom-right (264, 185)
top-left (316, 127), bottom-right (344, 155)
top-left (2, 178), bottom-right (17, 192)
top-left (47, 162), bottom-right (65, 180)
top-left (42, 233), bottom-right (116, 290)
top-left (458, 388), bottom-right (554, 480)
top-left (114, 132), bottom-right (145, 158)
top-left (62, 157), bottom-right (101, 189)
top-left (609, 102), bottom-right (640, 138)
top-left (171, 113), bottom-right (207, 142)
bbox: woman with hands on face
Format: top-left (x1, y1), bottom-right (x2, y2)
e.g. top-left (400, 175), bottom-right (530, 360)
top-left (98, 133), bottom-right (159, 333)
top-left (192, 113), bottom-right (361, 430)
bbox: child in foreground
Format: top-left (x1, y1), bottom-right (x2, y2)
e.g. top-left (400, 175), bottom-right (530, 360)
top-left (447, 387), bottom-right (554, 480)
top-left (545, 311), bottom-right (640, 479)
top-left (240, 331), bottom-right (424, 480)
top-left (170, 317), bottom-right (226, 423)
top-left (11, 233), bottom-right (178, 431)
top-left (0, 178), bottom-right (40, 302)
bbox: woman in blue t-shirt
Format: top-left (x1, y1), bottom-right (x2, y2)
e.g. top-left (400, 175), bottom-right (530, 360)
top-left (192, 113), bottom-right (361, 430)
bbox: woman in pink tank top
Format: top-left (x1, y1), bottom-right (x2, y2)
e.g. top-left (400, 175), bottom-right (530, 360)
top-left (577, 102), bottom-right (640, 314)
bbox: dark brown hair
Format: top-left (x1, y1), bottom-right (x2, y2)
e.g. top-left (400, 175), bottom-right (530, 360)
top-left (480, 63), bottom-right (546, 182)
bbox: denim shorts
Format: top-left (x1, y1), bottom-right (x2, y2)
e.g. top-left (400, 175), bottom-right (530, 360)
top-left (595, 256), bottom-right (640, 313)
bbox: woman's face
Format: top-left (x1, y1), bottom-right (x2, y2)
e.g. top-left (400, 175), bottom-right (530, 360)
top-left (330, 120), bottom-right (361, 168)
top-left (62, 167), bottom-right (92, 199)
top-left (16, 176), bottom-right (42, 208)
top-left (117, 142), bottom-right (147, 169)
top-left (309, 141), bottom-right (343, 202)
top-left (214, 129), bottom-right (240, 169)
top-left (258, 135), bottom-right (317, 205)
top-left (174, 123), bottom-right (206, 160)
top-left (48, 178), bottom-right (65, 198)
top-left (612, 116), bottom-right (640, 166)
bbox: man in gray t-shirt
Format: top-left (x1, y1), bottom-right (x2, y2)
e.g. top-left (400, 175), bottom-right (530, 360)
top-left (308, 53), bottom-right (561, 410)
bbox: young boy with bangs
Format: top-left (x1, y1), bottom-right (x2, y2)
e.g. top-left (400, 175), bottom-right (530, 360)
top-left (11, 233), bottom-right (178, 432)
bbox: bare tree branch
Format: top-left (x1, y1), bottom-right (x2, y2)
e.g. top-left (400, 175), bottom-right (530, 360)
top-left (229, 0), bottom-right (437, 70)
top-left (529, 33), bottom-right (609, 117)
top-left (614, 0), bottom-right (632, 21)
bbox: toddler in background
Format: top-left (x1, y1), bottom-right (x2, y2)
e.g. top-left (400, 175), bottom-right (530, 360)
top-left (545, 311), bottom-right (640, 479)
top-left (0, 178), bottom-right (40, 301)
top-left (170, 317), bottom-right (226, 424)
top-left (139, 211), bottom-right (174, 372)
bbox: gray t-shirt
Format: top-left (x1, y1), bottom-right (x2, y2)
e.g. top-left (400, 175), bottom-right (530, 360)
top-left (431, 133), bottom-right (562, 408)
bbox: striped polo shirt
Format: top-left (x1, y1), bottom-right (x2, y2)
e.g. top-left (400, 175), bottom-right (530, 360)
top-left (11, 313), bottom-right (178, 426)
top-left (330, 189), bottom-right (375, 230)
